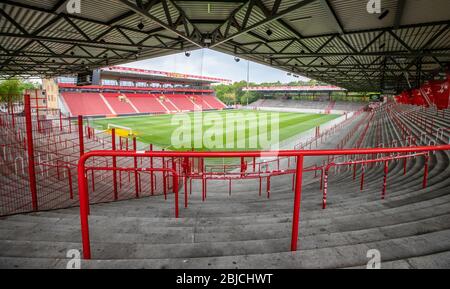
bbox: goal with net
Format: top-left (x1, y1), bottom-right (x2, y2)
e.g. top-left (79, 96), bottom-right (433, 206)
top-left (107, 124), bottom-right (134, 137)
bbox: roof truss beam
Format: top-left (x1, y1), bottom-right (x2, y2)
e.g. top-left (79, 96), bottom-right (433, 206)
top-left (211, 0), bottom-right (317, 48)
top-left (115, 0), bottom-right (202, 48)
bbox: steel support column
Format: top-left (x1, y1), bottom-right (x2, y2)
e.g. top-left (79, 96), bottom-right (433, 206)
top-left (24, 94), bottom-right (38, 211)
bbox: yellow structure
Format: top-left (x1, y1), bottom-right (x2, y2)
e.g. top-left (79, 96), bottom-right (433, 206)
top-left (42, 78), bottom-right (59, 109)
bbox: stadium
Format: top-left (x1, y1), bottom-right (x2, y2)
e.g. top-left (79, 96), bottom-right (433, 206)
top-left (0, 0), bottom-right (449, 273)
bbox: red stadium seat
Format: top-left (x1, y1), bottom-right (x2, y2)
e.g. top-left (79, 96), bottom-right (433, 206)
top-left (124, 94), bottom-right (167, 113)
top-left (102, 93), bottom-right (137, 114)
top-left (202, 95), bottom-right (227, 109)
top-left (168, 94), bottom-right (198, 111)
top-left (61, 92), bottom-right (113, 116)
top-left (60, 91), bottom-right (227, 116)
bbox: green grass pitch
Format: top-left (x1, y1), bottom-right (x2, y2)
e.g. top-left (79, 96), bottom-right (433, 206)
top-left (91, 110), bottom-right (339, 151)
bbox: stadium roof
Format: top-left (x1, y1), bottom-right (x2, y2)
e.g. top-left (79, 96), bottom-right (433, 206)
top-left (0, 0), bottom-right (449, 92)
top-left (101, 66), bottom-right (231, 84)
top-left (243, 85), bottom-right (345, 92)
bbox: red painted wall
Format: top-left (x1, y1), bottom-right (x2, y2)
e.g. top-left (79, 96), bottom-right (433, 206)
top-left (394, 72), bottom-right (449, 110)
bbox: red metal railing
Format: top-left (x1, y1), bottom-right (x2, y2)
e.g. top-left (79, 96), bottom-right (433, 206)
top-left (321, 152), bottom-right (430, 209)
top-left (1, 95), bottom-right (368, 216)
top-left (1, 93), bottom-right (157, 216)
top-left (2, 94), bottom-right (450, 258)
top-left (77, 144), bottom-right (450, 259)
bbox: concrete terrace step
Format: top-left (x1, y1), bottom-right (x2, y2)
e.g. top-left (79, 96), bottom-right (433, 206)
top-left (27, 189), bottom-right (450, 228)
top-left (64, 182), bottom-right (450, 219)
top-left (2, 229), bottom-right (449, 269)
top-left (348, 251), bottom-right (450, 269)
top-left (1, 211), bottom-right (449, 248)
top-left (2, 201), bottom-right (450, 247)
top-left (23, 184), bottom-right (450, 227)
top-left (1, 226), bottom-right (450, 262)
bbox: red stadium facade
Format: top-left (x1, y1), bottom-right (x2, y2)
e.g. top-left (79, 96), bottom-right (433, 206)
top-left (43, 66), bottom-right (229, 117)
top-left (395, 72), bottom-right (450, 109)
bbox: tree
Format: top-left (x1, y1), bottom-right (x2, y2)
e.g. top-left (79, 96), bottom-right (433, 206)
top-left (213, 77), bottom-right (336, 105)
top-left (213, 84), bottom-right (234, 104)
top-left (0, 79), bottom-right (21, 103)
top-left (240, 91), bottom-right (259, 105)
top-left (213, 80), bottom-right (257, 105)
top-left (0, 79), bottom-right (38, 104)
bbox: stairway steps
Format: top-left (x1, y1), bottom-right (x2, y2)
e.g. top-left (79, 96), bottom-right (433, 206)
top-left (2, 229), bottom-right (449, 269)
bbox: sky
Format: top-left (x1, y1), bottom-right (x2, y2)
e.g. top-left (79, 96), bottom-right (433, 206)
top-left (120, 49), bottom-right (309, 84)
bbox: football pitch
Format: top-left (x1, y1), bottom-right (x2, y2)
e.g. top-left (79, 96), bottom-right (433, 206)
top-left (91, 110), bottom-right (339, 151)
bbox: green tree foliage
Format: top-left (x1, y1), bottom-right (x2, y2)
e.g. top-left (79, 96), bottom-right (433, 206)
top-left (240, 91), bottom-right (259, 105)
top-left (214, 80), bottom-right (258, 105)
top-left (213, 78), bottom-right (371, 105)
top-left (0, 79), bottom-right (38, 103)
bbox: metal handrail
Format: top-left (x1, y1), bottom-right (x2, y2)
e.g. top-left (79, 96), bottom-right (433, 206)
top-left (77, 144), bottom-right (450, 259)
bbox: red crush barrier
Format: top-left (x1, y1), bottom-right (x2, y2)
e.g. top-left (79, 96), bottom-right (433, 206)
top-left (77, 145), bottom-right (450, 259)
